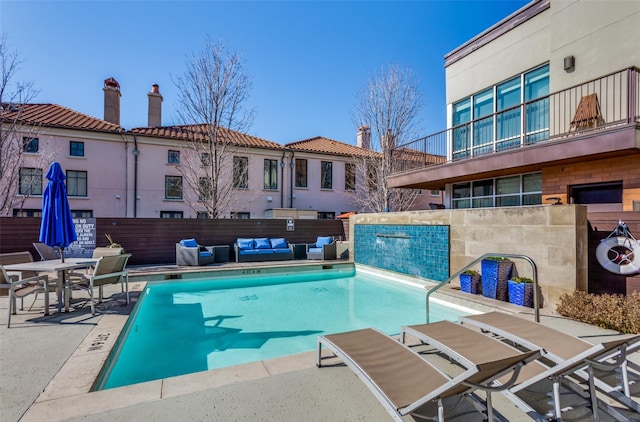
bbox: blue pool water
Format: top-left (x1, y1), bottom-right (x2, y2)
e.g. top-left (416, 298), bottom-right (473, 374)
top-left (98, 267), bottom-right (469, 390)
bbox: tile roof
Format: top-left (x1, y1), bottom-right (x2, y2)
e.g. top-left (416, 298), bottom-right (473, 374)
top-left (285, 136), bottom-right (379, 157)
top-left (130, 124), bottom-right (282, 150)
top-left (0, 103), bottom-right (124, 133)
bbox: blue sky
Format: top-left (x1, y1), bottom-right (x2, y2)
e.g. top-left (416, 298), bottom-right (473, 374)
top-left (1, 0), bottom-right (529, 145)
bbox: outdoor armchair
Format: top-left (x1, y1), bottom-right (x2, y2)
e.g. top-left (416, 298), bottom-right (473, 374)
top-left (176, 239), bottom-right (216, 266)
top-left (2, 264), bottom-right (52, 328)
top-left (306, 236), bottom-right (337, 260)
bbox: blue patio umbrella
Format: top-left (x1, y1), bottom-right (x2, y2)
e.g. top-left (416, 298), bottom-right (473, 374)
top-left (39, 162), bottom-right (77, 262)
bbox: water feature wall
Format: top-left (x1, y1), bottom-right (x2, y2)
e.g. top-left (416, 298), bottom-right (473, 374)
top-left (354, 224), bottom-right (449, 281)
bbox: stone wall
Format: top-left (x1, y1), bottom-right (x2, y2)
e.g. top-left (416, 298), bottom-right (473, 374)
top-left (349, 204), bottom-right (588, 308)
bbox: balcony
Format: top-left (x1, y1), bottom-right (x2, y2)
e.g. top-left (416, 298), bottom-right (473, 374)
top-left (389, 67), bottom-right (640, 190)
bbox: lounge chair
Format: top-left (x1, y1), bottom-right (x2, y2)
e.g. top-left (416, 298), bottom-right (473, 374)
top-left (306, 236), bottom-right (337, 260)
top-left (67, 254), bottom-right (131, 314)
top-left (317, 327), bottom-right (541, 421)
top-left (33, 242), bottom-right (60, 261)
top-left (176, 238), bottom-right (216, 266)
top-left (1, 264), bottom-right (51, 328)
top-left (403, 320), bottom-right (637, 421)
top-left (460, 312), bottom-right (640, 415)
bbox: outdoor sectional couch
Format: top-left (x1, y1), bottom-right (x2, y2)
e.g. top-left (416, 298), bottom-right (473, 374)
top-left (234, 237), bottom-right (294, 263)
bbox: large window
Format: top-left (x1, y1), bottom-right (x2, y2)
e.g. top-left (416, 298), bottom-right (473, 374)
top-left (70, 141), bottom-right (84, 157)
top-left (71, 210), bottom-right (93, 218)
top-left (233, 156), bottom-right (248, 189)
top-left (345, 162), bottom-right (355, 191)
top-left (165, 175), bottom-right (183, 199)
top-left (321, 161), bottom-right (333, 189)
top-left (199, 177), bottom-right (212, 200)
top-left (66, 170), bottom-right (87, 197)
top-left (264, 159), bottom-right (278, 190)
top-left (452, 64), bottom-right (549, 157)
top-left (295, 159), bottom-right (307, 188)
top-left (22, 137), bottom-right (39, 153)
top-left (231, 212), bottom-right (250, 219)
top-left (452, 173), bottom-right (541, 209)
top-left (19, 167), bottom-right (43, 195)
top-left (13, 208), bottom-right (42, 217)
top-left (317, 211), bottom-right (335, 219)
top-left (570, 182), bottom-right (622, 204)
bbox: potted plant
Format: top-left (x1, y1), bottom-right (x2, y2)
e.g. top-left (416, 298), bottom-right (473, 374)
top-left (507, 277), bottom-right (534, 307)
top-left (459, 270), bottom-right (481, 294)
top-left (481, 256), bottom-right (514, 301)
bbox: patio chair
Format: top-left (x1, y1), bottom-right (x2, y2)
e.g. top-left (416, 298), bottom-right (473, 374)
top-left (403, 320), bottom-right (638, 421)
top-left (460, 312), bottom-right (640, 415)
top-left (306, 236), bottom-right (337, 260)
top-left (317, 327), bottom-right (541, 421)
top-left (1, 264), bottom-right (51, 328)
top-left (176, 238), bottom-right (216, 266)
top-left (67, 253), bottom-right (131, 314)
top-left (33, 242), bottom-right (60, 261)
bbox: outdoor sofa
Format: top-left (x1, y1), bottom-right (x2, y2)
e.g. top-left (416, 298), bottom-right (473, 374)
top-left (234, 237), bottom-right (294, 262)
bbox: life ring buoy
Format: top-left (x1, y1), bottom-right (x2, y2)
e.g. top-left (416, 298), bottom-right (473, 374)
top-left (596, 236), bottom-right (640, 275)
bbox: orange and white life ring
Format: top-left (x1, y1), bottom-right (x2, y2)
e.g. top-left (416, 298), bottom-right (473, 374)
top-left (595, 236), bottom-right (640, 275)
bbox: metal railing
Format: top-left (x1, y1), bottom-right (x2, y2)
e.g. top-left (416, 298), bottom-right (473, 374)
top-left (392, 67), bottom-right (640, 175)
top-left (425, 253), bottom-right (539, 323)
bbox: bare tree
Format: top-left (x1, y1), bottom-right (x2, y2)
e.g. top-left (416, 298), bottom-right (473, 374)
top-left (352, 64), bottom-right (423, 212)
top-left (172, 37), bottom-right (255, 218)
top-left (0, 33), bottom-right (45, 216)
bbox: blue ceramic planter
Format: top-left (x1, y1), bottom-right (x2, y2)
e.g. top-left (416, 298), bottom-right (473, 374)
top-left (481, 259), bottom-right (513, 301)
top-left (507, 280), bottom-right (534, 307)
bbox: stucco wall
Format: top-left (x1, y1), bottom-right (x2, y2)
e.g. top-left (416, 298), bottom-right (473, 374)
top-left (349, 204), bottom-right (588, 308)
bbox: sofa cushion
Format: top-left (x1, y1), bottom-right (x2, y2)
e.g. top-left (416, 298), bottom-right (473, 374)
top-left (273, 248), bottom-right (291, 254)
top-left (254, 238), bottom-right (271, 249)
top-left (180, 238), bottom-right (198, 248)
top-left (237, 238), bottom-right (254, 250)
top-left (315, 236), bottom-right (333, 247)
top-left (239, 249), bottom-right (258, 255)
top-left (270, 238), bottom-right (287, 249)
top-left (308, 247), bottom-right (323, 254)
top-left (199, 251), bottom-right (212, 257)
top-left (256, 249), bottom-right (275, 254)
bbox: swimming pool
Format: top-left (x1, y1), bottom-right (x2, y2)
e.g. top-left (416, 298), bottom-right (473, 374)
top-left (97, 266), bottom-right (472, 390)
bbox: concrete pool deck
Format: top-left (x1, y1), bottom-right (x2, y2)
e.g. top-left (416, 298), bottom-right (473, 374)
top-left (1, 261), bottom-right (639, 421)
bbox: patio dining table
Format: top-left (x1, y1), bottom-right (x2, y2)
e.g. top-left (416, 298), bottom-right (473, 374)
top-left (4, 258), bottom-right (97, 315)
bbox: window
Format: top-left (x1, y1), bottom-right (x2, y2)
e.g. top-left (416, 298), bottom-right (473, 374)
top-left (570, 182), bottom-right (622, 204)
top-left (22, 137), bottom-right (39, 153)
top-left (264, 159), bottom-right (278, 190)
top-left (345, 162), bottom-right (355, 191)
top-left (160, 211), bottom-right (183, 219)
top-left (295, 159), bottom-right (307, 188)
top-left (13, 209), bottom-right (42, 217)
top-left (321, 161), bottom-right (332, 189)
top-left (524, 65), bottom-right (550, 144)
top-left (199, 177), bottom-right (212, 200)
top-left (231, 212), bottom-right (250, 219)
top-left (19, 167), bottom-right (43, 195)
top-left (472, 88), bottom-right (494, 155)
top-left (67, 170), bottom-right (88, 197)
top-left (367, 163), bottom-right (377, 191)
top-left (430, 190), bottom-right (441, 196)
top-left (201, 152), bottom-right (211, 166)
top-left (168, 150), bottom-right (180, 164)
top-left (317, 211), bottom-right (336, 219)
top-left (452, 173), bottom-right (542, 209)
top-left (452, 98), bottom-right (471, 160)
top-left (233, 156), bottom-right (248, 189)
top-left (197, 212), bottom-right (209, 219)
top-left (70, 141), bottom-right (84, 157)
top-left (71, 210), bottom-right (93, 218)
top-left (165, 175), bottom-right (183, 199)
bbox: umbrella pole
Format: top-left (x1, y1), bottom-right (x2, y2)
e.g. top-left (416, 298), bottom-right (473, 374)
top-left (60, 247), bottom-right (65, 263)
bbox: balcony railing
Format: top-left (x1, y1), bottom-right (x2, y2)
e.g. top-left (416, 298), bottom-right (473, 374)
top-left (391, 67), bottom-right (640, 175)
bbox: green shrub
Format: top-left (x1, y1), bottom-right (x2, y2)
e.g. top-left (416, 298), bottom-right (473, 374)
top-left (556, 291), bottom-right (640, 334)
top-left (462, 270), bottom-right (479, 276)
top-left (510, 277), bottom-right (533, 283)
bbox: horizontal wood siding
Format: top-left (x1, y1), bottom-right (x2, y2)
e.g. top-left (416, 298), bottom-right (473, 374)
top-left (0, 217), bottom-right (345, 265)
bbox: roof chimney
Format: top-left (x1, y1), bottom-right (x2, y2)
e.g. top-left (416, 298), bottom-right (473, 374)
top-left (147, 83), bottom-right (163, 127)
top-left (103, 77), bottom-right (121, 125)
top-left (356, 125), bottom-right (371, 149)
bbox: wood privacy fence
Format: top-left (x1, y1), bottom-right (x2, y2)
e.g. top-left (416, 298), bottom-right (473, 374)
top-left (0, 217), bottom-right (345, 265)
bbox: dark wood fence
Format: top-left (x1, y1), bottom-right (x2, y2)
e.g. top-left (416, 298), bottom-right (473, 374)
top-left (0, 217), bottom-right (345, 265)
top-left (588, 212), bottom-right (640, 295)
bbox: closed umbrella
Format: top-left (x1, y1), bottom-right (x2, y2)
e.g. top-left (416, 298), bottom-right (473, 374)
top-left (39, 162), bottom-right (77, 263)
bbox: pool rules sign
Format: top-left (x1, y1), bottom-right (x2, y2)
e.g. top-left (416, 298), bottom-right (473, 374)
top-left (287, 218), bottom-right (295, 231)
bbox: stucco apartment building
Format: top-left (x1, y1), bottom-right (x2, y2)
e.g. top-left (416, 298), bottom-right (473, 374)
top-left (2, 79), bottom-right (438, 219)
top-left (389, 0), bottom-right (640, 213)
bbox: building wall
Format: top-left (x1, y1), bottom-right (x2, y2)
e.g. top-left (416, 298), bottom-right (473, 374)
top-left (542, 156), bottom-right (640, 211)
top-left (549, 0), bottom-right (640, 92)
top-left (349, 204), bottom-right (588, 309)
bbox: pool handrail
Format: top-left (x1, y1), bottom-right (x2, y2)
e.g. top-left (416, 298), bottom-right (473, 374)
top-left (425, 253), bottom-right (539, 323)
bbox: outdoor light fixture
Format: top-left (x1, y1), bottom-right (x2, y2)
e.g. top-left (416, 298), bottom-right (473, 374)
top-left (564, 55), bottom-right (575, 73)
top-left (132, 149), bottom-right (140, 157)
